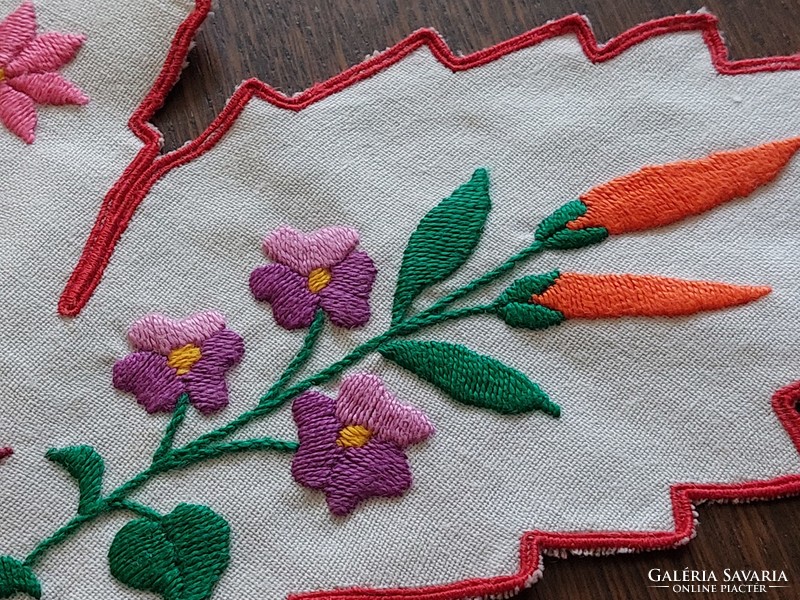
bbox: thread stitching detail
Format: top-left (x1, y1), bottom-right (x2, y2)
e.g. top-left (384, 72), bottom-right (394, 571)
top-left (112, 311), bottom-right (244, 414)
top-left (10, 151), bottom-right (792, 598)
top-left (0, 2), bottom-right (88, 143)
top-left (250, 226), bottom-right (377, 330)
top-left (58, 10), bottom-right (800, 316)
top-left (291, 373), bottom-right (434, 516)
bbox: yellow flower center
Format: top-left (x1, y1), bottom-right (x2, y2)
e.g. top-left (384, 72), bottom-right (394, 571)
top-left (307, 267), bottom-right (332, 293)
top-left (0, 68), bottom-right (5, 83)
top-left (336, 424), bottom-right (372, 448)
top-left (166, 343), bottom-right (202, 376)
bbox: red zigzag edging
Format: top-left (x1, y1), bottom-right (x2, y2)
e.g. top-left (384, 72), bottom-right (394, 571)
top-left (291, 385), bottom-right (800, 600)
top-left (55, 6), bottom-right (800, 598)
top-left (58, 8), bottom-right (800, 318)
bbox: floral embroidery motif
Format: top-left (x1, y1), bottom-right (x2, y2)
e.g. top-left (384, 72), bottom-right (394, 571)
top-left (112, 311), bottom-right (244, 414)
top-left (391, 169), bottom-right (491, 324)
top-left (4, 138), bottom-right (796, 599)
top-left (0, 1), bottom-right (87, 143)
top-left (249, 226), bottom-right (377, 329)
top-left (292, 373), bottom-right (434, 515)
top-left (0, 447), bottom-right (12, 460)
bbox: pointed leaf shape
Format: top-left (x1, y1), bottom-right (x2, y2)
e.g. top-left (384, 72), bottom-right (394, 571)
top-left (535, 200), bottom-right (588, 241)
top-left (109, 504), bottom-right (230, 600)
top-left (46, 445), bottom-right (104, 514)
top-left (380, 340), bottom-right (560, 416)
top-left (391, 169), bottom-right (491, 324)
top-left (497, 302), bottom-right (565, 330)
top-left (495, 271), bottom-right (566, 329)
top-left (0, 556), bottom-right (41, 599)
top-left (497, 271), bottom-right (561, 305)
top-left (535, 200), bottom-right (609, 249)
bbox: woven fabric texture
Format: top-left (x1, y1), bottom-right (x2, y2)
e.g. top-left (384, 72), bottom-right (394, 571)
top-left (1, 3), bottom-right (800, 599)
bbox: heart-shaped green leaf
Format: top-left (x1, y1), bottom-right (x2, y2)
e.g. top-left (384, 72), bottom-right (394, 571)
top-left (380, 340), bottom-right (560, 416)
top-left (391, 169), bottom-right (491, 324)
top-left (108, 504), bottom-right (230, 600)
top-left (46, 445), bottom-right (105, 514)
top-left (0, 556), bottom-right (41, 599)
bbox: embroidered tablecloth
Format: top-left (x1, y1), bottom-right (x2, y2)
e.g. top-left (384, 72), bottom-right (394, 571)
top-left (1, 2), bottom-right (800, 599)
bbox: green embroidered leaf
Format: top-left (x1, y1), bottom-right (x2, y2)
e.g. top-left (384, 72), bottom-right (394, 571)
top-left (497, 303), bottom-right (565, 330)
top-left (46, 445), bottom-right (105, 514)
top-left (547, 226), bottom-right (609, 249)
top-left (391, 169), bottom-right (492, 324)
top-left (108, 504), bottom-right (230, 600)
top-left (380, 340), bottom-right (560, 416)
top-left (497, 271), bottom-right (561, 304)
top-left (535, 200), bottom-right (586, 240)
top-left (0, 556), bottom-right (41, 599)
top-left (534, 200), bottom-right (608, 249)
top-left (495, 271), bottom-right (566, 330)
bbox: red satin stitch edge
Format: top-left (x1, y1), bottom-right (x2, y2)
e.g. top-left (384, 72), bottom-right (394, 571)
top-left (290, 387), bottom-right (800, 600)
top-left (58, 7), bottom-right (800, 319)
top-left (55, 5), bottom-right (800, 598)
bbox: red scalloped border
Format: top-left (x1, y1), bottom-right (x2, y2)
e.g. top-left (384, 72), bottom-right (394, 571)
top-left (55, 6), bottom-right (800, 598)
top-left (289, 384), bottom-right (800, 600)
top-left (58, 8), bottom-right (800, 318)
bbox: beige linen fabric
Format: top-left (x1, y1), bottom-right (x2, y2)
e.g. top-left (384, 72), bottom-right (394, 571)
top-left (1, 5), bottom-right (800, 599)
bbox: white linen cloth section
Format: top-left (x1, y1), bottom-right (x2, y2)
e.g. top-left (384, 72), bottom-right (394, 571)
top-left (1, 14), bottom-right (800, 600)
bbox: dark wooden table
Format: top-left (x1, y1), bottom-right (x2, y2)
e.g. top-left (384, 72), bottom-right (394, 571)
top-left (154, 2), bottom-right (800, 598)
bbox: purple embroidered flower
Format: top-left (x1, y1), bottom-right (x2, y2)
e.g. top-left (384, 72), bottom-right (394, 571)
top-left (249, 226), bottom-right (377, 330)
top-left (113, 311), bottom-right (244, 414)
top-left (291, 373), bottom-right (434, 516)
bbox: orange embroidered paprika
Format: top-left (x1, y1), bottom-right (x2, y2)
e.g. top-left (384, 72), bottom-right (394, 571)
top-left (532, 273), bottom-right (770, 319)
top-left (536, 138), bottom-right (800, 248)
top-left (496, 271), bottom-right (771, 329)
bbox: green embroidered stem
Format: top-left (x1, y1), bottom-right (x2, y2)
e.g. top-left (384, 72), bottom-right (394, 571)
top-left (177, 330), bottom-right (395, 454)
top-left (182, 392), bottom-right (288, 452)
top-left (20, 238), bottom-right (544, 573)
top-left (260, 309), bottom-right (324, 401)
top-left (99, 435), bottom-right (298, 506)
top-left (24, 499), bottom-right (160, 567)
top-left (176, 313), bottom-right (329, 452)
top-left (399, 305), bottom-right (497, 330)
top-left (152, 393), bottom-right (190, 462)
top-left (22, 435), bottom-right (294, 568)
top-left (178, 306), bottom-right (496, 454)
top-left (105, 466), bottom-right (159, 505)
top-left (24, 511), bottom-right (98, 567)
top-left (109, 499), bottom-right (162, 519)
top-left (420, 240), bottom-right (544, 318)
top-left (166, 242), bottom-right (542, 455)
top-left (163, 437), bottom-right (298, 470)
top-left (175, 254), bottom-right (537, 454)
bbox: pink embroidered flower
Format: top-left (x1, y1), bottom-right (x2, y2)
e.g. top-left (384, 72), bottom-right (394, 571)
top-left (113, 311), bottom-right (244, 415)
top-left (249, 226), bottom-right (377, 330)
top-left (291, 373), bottom-right (434, 516)
top-left (0, 2), bottom-right (88, 143)
top-left (0, 446), bottom-right (13, 460)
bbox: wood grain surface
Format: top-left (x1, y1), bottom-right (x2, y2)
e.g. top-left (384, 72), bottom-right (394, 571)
top-left (153, 2), bottom-right (800, 598)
